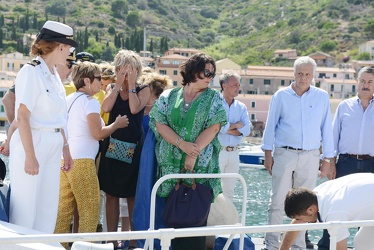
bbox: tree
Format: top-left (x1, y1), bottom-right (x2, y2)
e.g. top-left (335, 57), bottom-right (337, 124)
top-left (0, 29), bottom-right (3, 49)
top-left (126, 11), bottom-right (140, 27)
top-left (32, 13), bottom-right (37, 30)
top-left (357, 52), bottom-right (371, 60)
top-left (149, 38), bottom-right (153, 52)
top-left (84, 27), bottom-right (89, 49)
top-left (320, 40), bottom-right (337, 52)
top-left (45, 1), bottom-right (66, 19)
top-left (364, 19), bottom-right (374, 37)
top-left (111, 0), bottom-right (128, 18)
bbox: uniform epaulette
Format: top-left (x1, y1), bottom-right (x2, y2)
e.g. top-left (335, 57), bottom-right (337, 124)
top-left (27, 59), bottom-right (41, 67)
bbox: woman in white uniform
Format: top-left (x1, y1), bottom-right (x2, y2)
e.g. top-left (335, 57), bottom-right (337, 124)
top-left (9, 20), bottom-right (77, 233)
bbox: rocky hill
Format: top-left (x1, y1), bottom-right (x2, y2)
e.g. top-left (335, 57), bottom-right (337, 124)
top-left (0, 0), bottom-right (373, 66)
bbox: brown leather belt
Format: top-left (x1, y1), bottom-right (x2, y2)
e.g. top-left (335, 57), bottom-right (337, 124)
top-left (221, 146), bottom-right (238, 152)
top-left (344, 154), bottom-right (373, 160)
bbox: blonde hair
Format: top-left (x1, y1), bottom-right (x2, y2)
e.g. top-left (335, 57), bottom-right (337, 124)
top-left (143, 72), bottom-right (172, 98)
top-left (113, 50), bottom-right (143, 78)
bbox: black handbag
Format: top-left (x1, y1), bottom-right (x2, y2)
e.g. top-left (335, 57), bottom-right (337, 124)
top-left (163, 170), bottom-right (213, 228)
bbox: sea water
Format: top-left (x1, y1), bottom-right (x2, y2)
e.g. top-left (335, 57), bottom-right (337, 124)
top-left (235, 166), bottom-right (356, 247)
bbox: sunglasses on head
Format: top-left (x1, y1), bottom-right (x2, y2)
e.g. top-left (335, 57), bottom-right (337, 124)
top-left (203, 69), bottom-right (215, 79)
top-left (93, 75), bottom-right (102, 81)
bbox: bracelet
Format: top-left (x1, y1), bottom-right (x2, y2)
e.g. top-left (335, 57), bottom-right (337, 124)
top-left (176, 137), bottom-right (183, 148)
top-left (63, 143), bottom-right (69, 147)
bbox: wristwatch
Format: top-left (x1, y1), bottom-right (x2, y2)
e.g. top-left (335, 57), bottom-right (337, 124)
top-left (129, 89), bottom-right (137, 93)
top-left (322, 158), bottom-right (332, 164)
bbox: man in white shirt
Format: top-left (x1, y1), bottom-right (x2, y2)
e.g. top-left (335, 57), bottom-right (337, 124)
top-left (280, 173), bottom-right (374, 250)
top-left (218, 71), bottom-right (251, 201)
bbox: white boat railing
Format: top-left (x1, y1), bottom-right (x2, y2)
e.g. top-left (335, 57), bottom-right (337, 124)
top-left (1, 220), bottom-right (374, 249)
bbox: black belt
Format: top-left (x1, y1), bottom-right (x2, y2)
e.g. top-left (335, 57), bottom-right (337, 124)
top-left (282, 146), bottom-right (304, 151)
top-left (343, 154), bottom-right (373, 160)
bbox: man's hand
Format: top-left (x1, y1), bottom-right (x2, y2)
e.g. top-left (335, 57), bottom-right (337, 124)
top-left (264, 150), bottom-right (273, 175)
top-left (320, 158), bottom-right (335, 180)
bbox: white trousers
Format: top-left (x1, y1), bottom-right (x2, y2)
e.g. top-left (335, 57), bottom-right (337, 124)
top-left (354, 226), bottom-right (374, 249)
top-left (265, 148), bottom-right (320, 250)
top-left (219, 150), bottom-right (240, 202)
top-left (9, 129), bottom-right (63, 233)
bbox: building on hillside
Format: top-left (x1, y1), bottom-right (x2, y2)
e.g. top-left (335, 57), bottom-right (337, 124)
top-left (0, 52), bottom-right (32, 72)
top-left (308, 51), bottom-right (335, 67)
top-left (359, 40), bottom-right (374, 59)
top-left (224, 65), bottom-right (356, 97)
top-left (154, 54), bottom-right (189, 86)
top-left (274, 49), bottom-right (297, 60)
top-left (139, 50), bottom-right (155, 68)
top-left (351, 60), bottom-right (374, 73)
top-left (0, 78), bottom-right (15, 128)
top-left (164, 48), bottom-right (202, 57)
top-left (215, 58), bottom-right (241, 75)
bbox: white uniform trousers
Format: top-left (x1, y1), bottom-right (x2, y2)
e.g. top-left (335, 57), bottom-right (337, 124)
top-left (219, 149), bottom-right (240, 202)
top-left (9, 129), bottom-right (63, 233)
top-left (265, 148), bottom-right (320, 250)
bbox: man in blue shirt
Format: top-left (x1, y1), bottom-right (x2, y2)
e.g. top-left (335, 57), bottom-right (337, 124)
top-left (218, 71), bottom-right (251, 202)
top-left (317, 66), bottom-right (374, 249)
top-left (261, 56), bottom-right (335, 250)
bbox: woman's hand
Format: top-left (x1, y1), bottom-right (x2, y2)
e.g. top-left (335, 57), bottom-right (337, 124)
top-left (24, 154), bottom-right (39, 175)
top-left (126, 64), bottom-right (138, 86)
top-left (116, 66), bottom-right (127, 86)
top-left (61, 146), bottom-right (73, 172)
top-left (179, 140), bottom-right (200, 158)
top-left (184, 154), bottom-right (197, 171)
top-left (0, 140), bottom-right (10, 156)
top-left (114, 115), bottom-right (129, 129)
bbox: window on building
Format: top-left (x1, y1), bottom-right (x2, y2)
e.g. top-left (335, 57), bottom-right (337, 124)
top-left (352, 85), bottom-right (356, 93)
top-left (333, 73), bottom-right (337, 78)
top-left (264, 79), bottom-right (271, 85)
top-left (250, 114), bottom-right (256, 120)
top-left (7, 62), bottom-right (14, 70)
top-left (0, 105), bottom-right (4, 112)
top-left (173, 81), bottom-right (178, 86)
top-left (345, 74), bottom-right (349, 79)
top-left (265, 91), bottom-right (269, 95)
top-left (249, 79), bottom-right (253, 85)
top-left (248, 90), bottom-right (257, 94)
top-left (281, 80), bottom-right (285, 86)
top-left (0, 91), bottom-right (4, 98)
top-left (319, 73), bottom-right (326, 78)
top-left (330, 84), bottom-right (334, 91)
top-left (159, 70), bottom-right (167, 75)
top-left (251, 101), bottom-right (255, 108)
top-left (163, 60), bottom-right (170, 64)
top-left (173, 70), bottom-right (178, 75)
top-left (278, 54), bottom-right (283, 57)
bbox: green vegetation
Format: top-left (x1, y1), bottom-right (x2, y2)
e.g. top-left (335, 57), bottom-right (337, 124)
top-left (0, 0), bottom-right (373, 65)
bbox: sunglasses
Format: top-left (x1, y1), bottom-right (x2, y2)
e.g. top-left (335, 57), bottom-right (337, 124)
top-left (203, 69), bottom-right (215, 79)
top-left (67, 61), bottom-right (74, 69)
top-left (93, 75), bottom-right (102, 81)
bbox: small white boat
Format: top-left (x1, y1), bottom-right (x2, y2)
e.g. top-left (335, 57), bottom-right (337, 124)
top-left (239, 144), bottom-right (264, 166)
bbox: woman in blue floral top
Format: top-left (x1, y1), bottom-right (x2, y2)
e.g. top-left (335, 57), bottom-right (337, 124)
top-left (149, 53), bottom-right (227, 250)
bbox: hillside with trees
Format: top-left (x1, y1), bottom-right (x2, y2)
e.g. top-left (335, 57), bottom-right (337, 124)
top-left (0, 0), bottom-right (373, 66)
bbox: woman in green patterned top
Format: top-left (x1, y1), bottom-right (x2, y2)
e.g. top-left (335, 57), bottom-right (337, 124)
top-left (149, 53), bottom-right (227, 250)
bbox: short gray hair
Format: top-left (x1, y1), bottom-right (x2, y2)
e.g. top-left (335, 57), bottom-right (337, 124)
top-left (219, 71), bottom-right (241, 91)
top-left (357, 66), bottom-right (374, 79)
top-left (294, 56), bottom-right (317, 78)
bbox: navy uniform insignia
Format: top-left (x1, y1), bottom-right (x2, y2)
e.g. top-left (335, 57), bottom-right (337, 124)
top-left (27, 59), bottom-right (41, 67)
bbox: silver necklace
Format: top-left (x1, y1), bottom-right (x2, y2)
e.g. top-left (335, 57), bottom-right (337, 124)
top-left (183, 88), bottom-right (199, 112)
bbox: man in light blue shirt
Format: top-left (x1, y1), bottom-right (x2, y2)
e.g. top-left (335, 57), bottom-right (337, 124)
top-left (218, 71), bottom-right (251, 202)
top-left (317, 66), bottom-right (374, 250)
top-left (261, 56), bottom-right (335, 250)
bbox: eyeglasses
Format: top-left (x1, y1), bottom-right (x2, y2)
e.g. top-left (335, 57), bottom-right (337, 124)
top-left (203, 69), bottom-right (215, 79)
top-left (66, 61), bottom-right (74, 69)
top-left (93, 75), bottom-right (102, 81)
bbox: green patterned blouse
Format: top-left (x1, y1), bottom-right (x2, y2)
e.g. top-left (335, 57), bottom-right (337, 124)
top-left (149, 87), bottom-right (227, 200)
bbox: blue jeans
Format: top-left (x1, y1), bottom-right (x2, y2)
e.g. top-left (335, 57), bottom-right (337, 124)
top-left (317, 154), bottom-right (374, 250)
